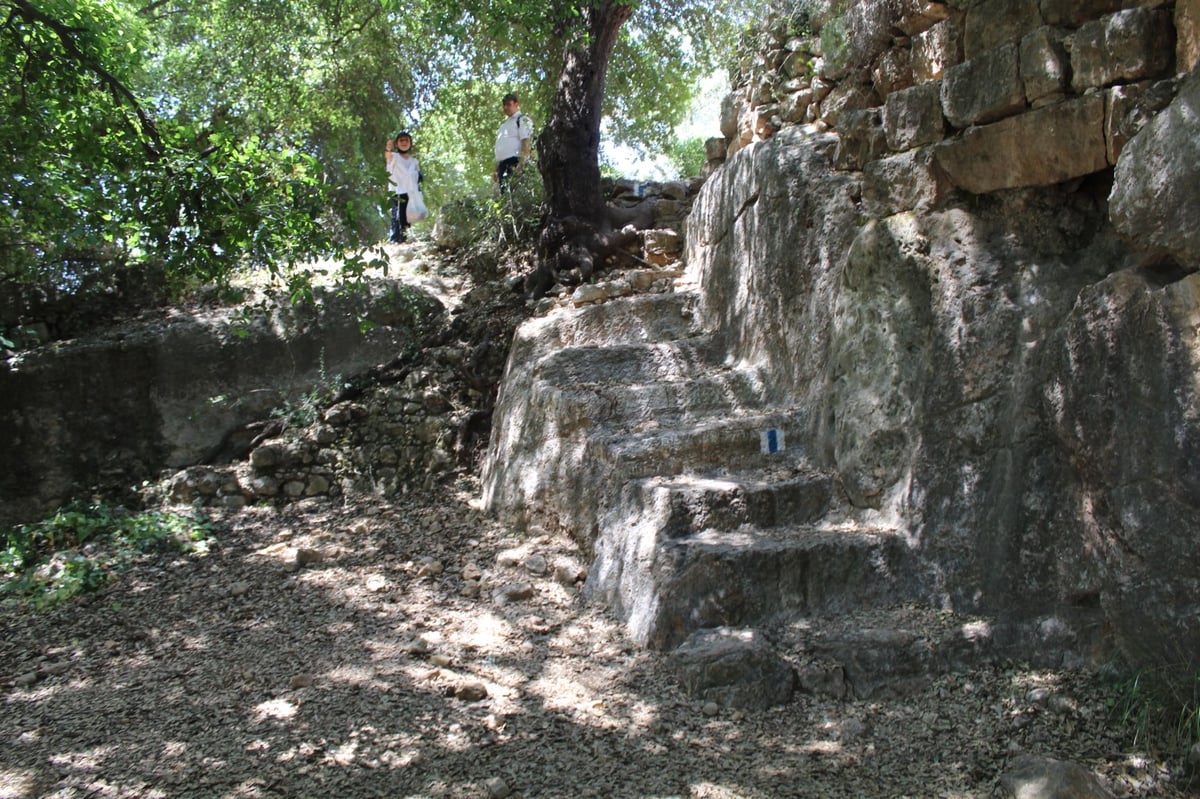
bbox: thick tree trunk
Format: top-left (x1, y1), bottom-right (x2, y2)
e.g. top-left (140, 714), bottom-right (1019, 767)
top-left (530, 1), bottom-right (632, 296)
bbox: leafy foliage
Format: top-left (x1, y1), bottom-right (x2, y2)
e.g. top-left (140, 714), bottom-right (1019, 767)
top-left (1106, 661), bottom-right (1200, 757)
top-left (270, 350), bottom-right (346, 434)
top-left (1, 502), bottom-right (213, 609)
top-left (663, 135), bottom-right (708, 178)
top-left (2, 0), bottom-right (758, 328)
top-left (436, 168), bottom-right (545, 279)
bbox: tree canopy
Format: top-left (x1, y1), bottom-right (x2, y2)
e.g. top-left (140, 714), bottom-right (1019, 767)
top-left (1, 0), bottom-right (760, 318)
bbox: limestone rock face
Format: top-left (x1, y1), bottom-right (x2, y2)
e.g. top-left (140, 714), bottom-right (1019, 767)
top-left (1109, 69), bottom-right (1200, 268)
top-left (678, 126), bottom-right (1199, 663)
top-left (1043, 270), bottom-right (1200, 671)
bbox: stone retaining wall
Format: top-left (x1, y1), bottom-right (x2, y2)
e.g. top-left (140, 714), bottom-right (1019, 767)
top-left (711, 0), bottom-right (1192, 208)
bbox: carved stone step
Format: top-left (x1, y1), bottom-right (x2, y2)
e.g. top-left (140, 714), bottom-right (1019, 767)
top-left (518, 291), bottom-right (699, 352)
top-left (589, 519), bottom-right (920, 650)
top-left (608, 466), bottom-right (836, 538)
top-left (588, 409), bottom-right (805, 480)
top-left (534, 336), bottom-right (725, 387)
top-left (774, 606), bottom-right (998, 700)
top-left (531, 361), bottom-right (769, 432)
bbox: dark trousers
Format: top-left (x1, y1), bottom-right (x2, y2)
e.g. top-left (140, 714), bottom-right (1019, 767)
top-left (496, 157), bottom-right (519, 190)
top-left (390, 193), bottom-right (409, 242)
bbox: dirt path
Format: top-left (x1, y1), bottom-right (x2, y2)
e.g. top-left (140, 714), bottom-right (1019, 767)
top-left (0, 475), bottom-right (1190, 799)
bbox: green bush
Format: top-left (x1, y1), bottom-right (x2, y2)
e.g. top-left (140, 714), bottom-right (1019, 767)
top-left (435, 169), bottom-right (545, 281)
top-left (1, 502), bottom-right (213, 609)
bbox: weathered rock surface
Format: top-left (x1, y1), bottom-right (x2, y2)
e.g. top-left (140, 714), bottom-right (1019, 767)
top-left (0, 280), bottom-right (443, 527)
top-left (1109, 69), bottom-right (1200, 268)
top-left (999, 753), bottom-right (1117, 799)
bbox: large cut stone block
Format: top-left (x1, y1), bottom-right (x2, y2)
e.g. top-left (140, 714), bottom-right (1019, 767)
top-left (913, 17), bottom-right (964, 82)
top-left (872, 45), bottom-right (914, 99)
top-left (934, 94), bottom-right (1107, 193)
top-left (964, 0), bottom-right (1043, 58)
top-left (1020, 27), bottom-right (1072, 105)
top-left (884, 81), bottom-right (946, 151)
top-left (941, 43), bottom-right (1026, 128)
top-left (835, 108), bottom-right (888, 171)
top-left (1070, 8), bottom-right (1175, 91)
top-left (819, 80), bottom-right (881, 127)
top-left (863, 147), bottom-right (953, 217)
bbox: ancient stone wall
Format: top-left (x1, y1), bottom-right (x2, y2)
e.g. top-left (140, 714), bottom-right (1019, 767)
top-left (688, 0), bottom-right (1200, 668)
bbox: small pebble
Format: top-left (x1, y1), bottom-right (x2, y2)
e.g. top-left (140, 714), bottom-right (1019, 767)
top-left (455, 682), bottom-right (489, 702)
top-left (295, 548), bottom-right (324, 566)
top-left (493, 582), bottom-right (534, 605)
top-left (417, 558), bottom-right (444, 578)
top-left (485, 776), bottom-right (512, 798)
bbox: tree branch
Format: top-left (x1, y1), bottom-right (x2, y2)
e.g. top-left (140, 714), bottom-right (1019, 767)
top-left (321, 4), bottom-right (380, 48)
top-left (10, 0), bottom-right (164, 160)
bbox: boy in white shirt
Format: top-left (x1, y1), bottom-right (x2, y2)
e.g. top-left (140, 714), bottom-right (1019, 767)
top-left (385, 131), bottom-right (422, 243)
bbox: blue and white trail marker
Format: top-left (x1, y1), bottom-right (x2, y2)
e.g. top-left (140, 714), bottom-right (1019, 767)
top-left (760, 428), bottom-right (785, 454)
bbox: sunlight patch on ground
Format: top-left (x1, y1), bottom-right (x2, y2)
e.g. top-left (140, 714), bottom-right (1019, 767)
top-left (0, 768), bottom-right (36, 799)
top-left (324, 664), bottom-right (386, 689)
top-left (458, 612), bottom-right (516, 653)
top-left (47, 746), bottom-right (116, 771)
top-left (253, 698), bottom-right (298, 722)
top-left (4, 684), bottom-right (64, 704)
top-left (686, 782), bottom-right (763, 799)
top-left (159, 740), bottom-right (188, 758)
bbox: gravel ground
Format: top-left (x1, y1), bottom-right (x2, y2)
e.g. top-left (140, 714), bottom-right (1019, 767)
top-left (1, 478), bottom-right (1193, 799)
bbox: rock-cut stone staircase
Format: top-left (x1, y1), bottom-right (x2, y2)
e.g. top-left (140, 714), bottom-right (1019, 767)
top-left (481, 268), bottom-right (981, 704)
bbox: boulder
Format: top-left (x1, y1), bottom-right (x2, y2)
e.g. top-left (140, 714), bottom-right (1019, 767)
top-left (999, 754), bottom-right (1115, 799)
top-left (1109, 70), bottom-right (1200, 267)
